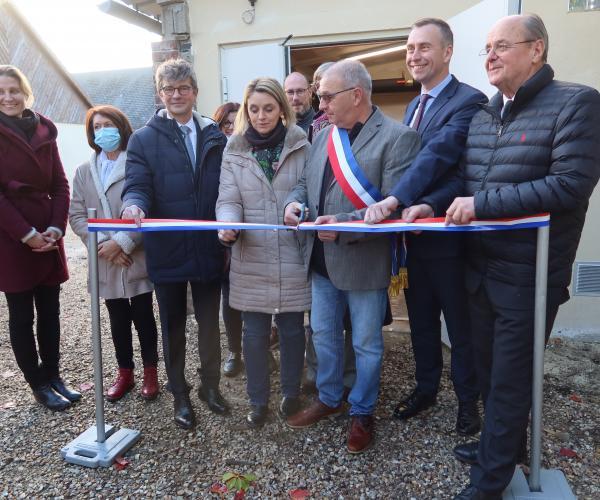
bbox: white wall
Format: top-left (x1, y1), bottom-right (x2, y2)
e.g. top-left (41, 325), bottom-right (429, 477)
top-left (55, 123), bottom-right (92, 187)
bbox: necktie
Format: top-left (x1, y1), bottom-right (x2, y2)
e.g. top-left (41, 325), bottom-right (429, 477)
top-left (180, 125), bottom-right (196, 168)
top-left (501, 99), bottom-right (513, 121)
top-left (412, 93), bottom-right (431, 130)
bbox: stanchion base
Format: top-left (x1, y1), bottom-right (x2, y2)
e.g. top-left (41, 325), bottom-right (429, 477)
top-left (503, 468), bottom-right (575, 499)
top-left (61, 425), bottom-right (140, 468)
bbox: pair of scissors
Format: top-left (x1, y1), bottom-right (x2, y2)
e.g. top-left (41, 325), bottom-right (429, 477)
top-left (296, 203), bottom-right (307, 229)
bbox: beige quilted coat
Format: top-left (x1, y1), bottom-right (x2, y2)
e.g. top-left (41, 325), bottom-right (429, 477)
top-left (216, 125), bottom-right (311, 314)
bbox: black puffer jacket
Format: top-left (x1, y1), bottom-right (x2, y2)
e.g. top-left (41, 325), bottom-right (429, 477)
top-left (122, 110), bottom-right (226, 284)
top-left (462, 65), bottom-right (600, 292)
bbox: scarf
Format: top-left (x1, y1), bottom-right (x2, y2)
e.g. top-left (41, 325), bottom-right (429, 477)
top-left (0, 109), bottom-right (39, 141)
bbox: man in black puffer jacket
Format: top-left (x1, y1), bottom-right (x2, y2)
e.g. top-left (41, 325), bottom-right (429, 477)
top-left (122, 59), bottom-right (229, 430)
top-left (416, 14), bottom-right (600, 500)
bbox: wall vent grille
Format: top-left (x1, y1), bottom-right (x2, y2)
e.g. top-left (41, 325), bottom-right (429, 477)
top-left (573, 262), bottom-right (600, 296)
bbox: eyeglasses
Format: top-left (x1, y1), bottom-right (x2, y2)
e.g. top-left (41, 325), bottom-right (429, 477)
top-left (160, 85), bottom-right (194, 96)
top-left (285, 88), bottom-right (309, 97)
top-left (479, 40), bottom-right (537, 56)
top-left (316, 87), bottom-right (356, 104)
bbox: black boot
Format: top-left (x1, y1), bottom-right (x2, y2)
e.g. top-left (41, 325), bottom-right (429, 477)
top-left (456, 400), bottom-right (481, 435)
top-left (49, 378), bottom-right (82, 402)
top-left (278, 397), bottom-right (301, 417)
top-left (32, 384), bottom-right (71, 411)
top-left (173, 393), bottom-right (196, 429)
top-left (453, 441), bottom-right (479, 465)
top-left (246, 405), bottom-right (268, 428)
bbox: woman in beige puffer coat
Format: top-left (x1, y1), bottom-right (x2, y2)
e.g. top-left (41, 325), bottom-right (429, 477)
top-left (216, 78), bottom-right (310, 428)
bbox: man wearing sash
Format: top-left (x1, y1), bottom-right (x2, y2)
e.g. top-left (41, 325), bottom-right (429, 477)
top-left (364, 18), bottom-right (486, 435)
top-left (284, 60), bottom-right (420, 453)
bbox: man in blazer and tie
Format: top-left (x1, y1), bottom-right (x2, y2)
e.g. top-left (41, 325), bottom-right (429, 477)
top-left (365, 18), bottom-right (487, 435)
top-left (283, 60), bottom-right (420, 453)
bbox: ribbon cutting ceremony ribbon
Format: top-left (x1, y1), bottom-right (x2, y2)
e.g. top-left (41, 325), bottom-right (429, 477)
top-left (88, 214), bottom-right (550, 233)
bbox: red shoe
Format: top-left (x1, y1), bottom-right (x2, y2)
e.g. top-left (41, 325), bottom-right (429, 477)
top-left (347, 415), bottom-right (374, 454)
top-left (141, 366), bottom-right (159, 400)
top-left (106, 368), bottom-right (134, 402)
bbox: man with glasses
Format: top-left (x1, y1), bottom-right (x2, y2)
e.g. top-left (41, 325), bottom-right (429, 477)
top-left (284, 60), bottom-right (420, 454)
top-left (364, 18), bottom-right (486, 436)
top-left (284, 72), bottom-right (315, 132)
top-left (122, 58), bottom-right (230, 430)
top-left (411, 14), bottom-right (600, 499)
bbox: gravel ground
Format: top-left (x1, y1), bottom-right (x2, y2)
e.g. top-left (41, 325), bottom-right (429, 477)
top-left (0, 233), bottom-right (598, 499)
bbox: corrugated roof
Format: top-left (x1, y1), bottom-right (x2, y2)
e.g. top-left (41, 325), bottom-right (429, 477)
top-left (73, 67), bottom-right (156, 129)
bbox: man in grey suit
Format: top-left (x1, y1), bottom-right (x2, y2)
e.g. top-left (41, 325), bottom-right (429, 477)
top-left (284, 60), bottom-right (420, 453)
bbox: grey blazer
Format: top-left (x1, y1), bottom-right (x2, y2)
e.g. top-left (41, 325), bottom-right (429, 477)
top-left (286, 107), bottom-right (420, 290)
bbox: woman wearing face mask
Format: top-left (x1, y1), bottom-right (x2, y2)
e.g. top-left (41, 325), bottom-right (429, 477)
top-left (216, 78), bottom-right (310, 428)
top-left (69, 105), bottom-right (160, 402)
top-left (0, 65), bottom-right (79, 411)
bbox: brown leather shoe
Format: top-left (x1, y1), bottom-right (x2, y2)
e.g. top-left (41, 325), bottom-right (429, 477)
top-left (347, 415), bottom-right (374, 454)
top-left (286, 399), bottom-right (342, 429)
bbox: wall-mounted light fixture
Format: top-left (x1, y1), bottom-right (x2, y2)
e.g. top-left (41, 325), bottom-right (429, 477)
top-left (242, 0), bottom-right (257, 24)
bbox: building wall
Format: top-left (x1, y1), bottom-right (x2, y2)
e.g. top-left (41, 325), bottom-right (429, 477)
top-left (55, 124), bottom-right (92, 189)
top-left (187, 0), bottom-right (479, 114)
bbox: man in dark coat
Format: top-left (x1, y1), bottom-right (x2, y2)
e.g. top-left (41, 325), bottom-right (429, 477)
top-left (122, 59), bottom-right (229, 430)
top-left (413, 14), bottom-right (600, 499)
top-left (365, 18), bottom-right (486, 435)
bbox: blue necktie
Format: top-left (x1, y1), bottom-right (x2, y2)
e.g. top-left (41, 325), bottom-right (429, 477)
top-left (180, 125), bottom-right (196, 169)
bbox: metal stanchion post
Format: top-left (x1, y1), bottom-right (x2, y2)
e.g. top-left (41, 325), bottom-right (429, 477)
top-left (88, 207), bottom-right (106, 443)
top-left (503, 224), bottom-right (574, 499)
top-left (61, 208), bottom-right (140, 467)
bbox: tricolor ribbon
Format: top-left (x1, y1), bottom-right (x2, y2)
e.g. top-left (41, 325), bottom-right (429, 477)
top-left (327, 126), bottom-right (383, 209)
top-left (88, 214), bottom-right (550, 233)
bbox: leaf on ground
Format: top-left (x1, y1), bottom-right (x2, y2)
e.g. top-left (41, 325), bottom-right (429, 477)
top-left (113, 455), bottom-right (130, 471)
top-left (79, 381), bottom-right (94, 392)
top-left (210, 482), bottom-right (228, 494)
top-left (559, 447), bottom-right (578, 458)
top-left (1, 401), bottom-right (17, 410)
top-left (289, 489), bottom-right (310, 499)
top-left (233, 491), bottom-right (245, 500)
top-left (1, 370), bottom-right (16, 379)
top-left (569, 394), bottom-right (582, 403)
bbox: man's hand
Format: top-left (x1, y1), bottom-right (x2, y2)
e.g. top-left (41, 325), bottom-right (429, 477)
top-left (314, 215), bottom-right (338, 242)
top-left (218, 229), bottom-right (240, 244)
top-left (445, 196), bottom-right (475, 225)
top-left (27, 232), bottom-right (57, 252)
top-left (122, 205), bottom-right (145, 227)
top-left (98, 240), bottom-right (124, 262)
top-left (401, 204), bottom-right (434, 222)
top-left (364, 196), bottom-right (399, 224)
top-left (284, 202), bottom-right (307, 226)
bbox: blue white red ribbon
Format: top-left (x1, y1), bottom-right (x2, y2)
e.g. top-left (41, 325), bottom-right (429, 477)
top-left (88, 214), bottom-right (550, 233)
top-left (327, 127), bottom-right (383, 209)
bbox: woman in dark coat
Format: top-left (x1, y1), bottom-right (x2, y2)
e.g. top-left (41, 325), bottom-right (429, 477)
top-left (0, 64), bottom-right (80, 411)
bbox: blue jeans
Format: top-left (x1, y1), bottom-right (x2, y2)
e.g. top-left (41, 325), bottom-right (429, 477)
top-left (242, 311), bottom-right (305, 407)
top-left (310, 272), bottom-right (387, 415)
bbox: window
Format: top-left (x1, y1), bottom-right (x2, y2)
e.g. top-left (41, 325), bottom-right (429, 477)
top-left (569, 0), bottom-right (600, 11)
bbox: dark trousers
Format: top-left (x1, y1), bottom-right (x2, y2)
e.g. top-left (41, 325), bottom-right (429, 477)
top-left (469, 279), bottom-right (560, 493)
top-left (105, 291), bottom-right (159, 369)
top-left (242, 311), bottom-right (305, 406)
top-left (4, 284), bottom-right (61, 389)
top-left (154, 280), bottom-right (221, 395)
top-left (404, 256), bottom-right (479, 402)
top-left (221, 278), bottom-right (243, 353)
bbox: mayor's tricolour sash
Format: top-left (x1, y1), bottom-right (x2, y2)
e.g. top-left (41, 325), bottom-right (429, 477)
top-left (327, 126), bottom-right (383, 209)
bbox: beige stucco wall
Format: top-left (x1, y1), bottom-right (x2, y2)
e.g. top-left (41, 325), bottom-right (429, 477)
top-left (187, 0), bottom-right (478, 114)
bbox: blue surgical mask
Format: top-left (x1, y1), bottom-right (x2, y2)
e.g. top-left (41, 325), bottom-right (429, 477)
top-left (94, 127), bottom-right (121, 152)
